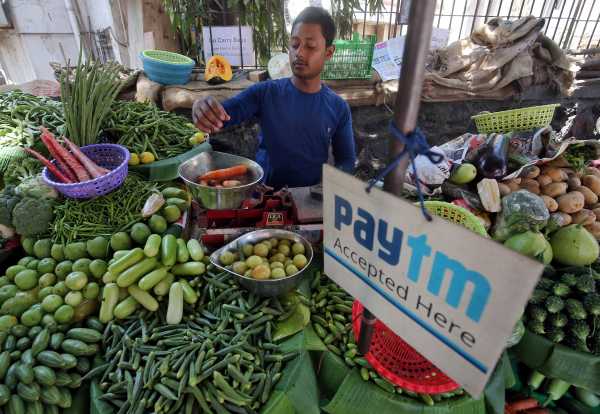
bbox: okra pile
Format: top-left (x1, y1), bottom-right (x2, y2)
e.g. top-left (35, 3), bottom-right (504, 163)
top-left (96, 270), bottom-right (298, 414)
top-left (309, 271), bottom-right (465, 406)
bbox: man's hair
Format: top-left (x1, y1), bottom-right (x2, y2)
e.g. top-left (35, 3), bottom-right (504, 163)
top-left (292, 7), bottom-right (336, 47)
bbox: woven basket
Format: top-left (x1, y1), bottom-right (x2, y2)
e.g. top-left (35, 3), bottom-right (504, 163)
top-left (471, 104), bottom-right (560, 134)
top-left (42, 144), bottom-right (129, 199)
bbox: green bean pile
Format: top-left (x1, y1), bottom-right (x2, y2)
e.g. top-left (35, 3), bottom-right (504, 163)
top-left (103, 101), bottom-right (197, 160)
top-left (309, 271), bottom-right (465, 406)
top-left (95, 270), bottom-right (297, 414)
top-left (0, 90), bottom-right (65, 143)
top-left (51, 175), bottom-right (158, 243)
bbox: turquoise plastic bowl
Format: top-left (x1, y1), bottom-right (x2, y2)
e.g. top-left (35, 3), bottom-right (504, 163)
top-left (140, 50), bottom-right (195, 85)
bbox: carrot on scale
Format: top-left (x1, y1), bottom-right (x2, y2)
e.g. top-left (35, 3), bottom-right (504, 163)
top-left (199, 164), bottom-right (248, 181)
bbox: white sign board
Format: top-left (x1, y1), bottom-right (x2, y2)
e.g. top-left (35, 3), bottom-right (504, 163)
top-left (372, 28), bottom-right (449, 81)
top-left (322, 165), bottom-right (542, 397)
top-left (203, 26), bottom-right (255, 67)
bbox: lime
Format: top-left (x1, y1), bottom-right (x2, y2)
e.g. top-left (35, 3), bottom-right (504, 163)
top-left (270, 262), bottom-right (284, 270)
top-left (65, 271), bottom-right (88, 291)
top-left (219, 251), bottom-right (235, 266)
top-left (270, 253), bottom-right (286, 264)
top-left (130, 223), bottom-right (152, 245)
top-left (285, 264), bottom-right (299, 276)
top-left (241, 244), bottom-right (254, 257)
top-left (292, 254), bottom-right (308, 269)
top-left (41, 294), bottom-right (63, 313)
top-left (277, 244), bottom-right (291, 257)
top-left (251, 264), bottom-right (271, 280)
top-left (232, 261), bottom-right (248, 274)
top-left (245, 255), bottom-right (262, 269)
top-left (87, 236), bottom-right (110, 259)
top-left (271, 268), bottom-right (286, 279)
top-left (64, 242), bottom-right (87, 261)
top-left (279, 239), bottom-right (290, 247)
top-left (254, 243), bottom-right (270, 257)
top-left (50, 244), bottom-right (65, 261)
top-left (72, 258), bottom-right (92, 277)
top-left (110, 232), bottom-right (132, 251)
top-left (149, 215), bottom-right (168, 234)
top-left (33, 239), bottom-right (52, 259)
top-left (292, 242), bottom-right (305, 255)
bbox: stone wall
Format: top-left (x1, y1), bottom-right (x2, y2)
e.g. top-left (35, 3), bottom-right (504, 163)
top-left (196, 82), bottom-right (600, 181)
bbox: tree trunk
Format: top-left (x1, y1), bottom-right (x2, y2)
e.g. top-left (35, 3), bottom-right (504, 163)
top-left (284, 0), bottom-right (291, 27)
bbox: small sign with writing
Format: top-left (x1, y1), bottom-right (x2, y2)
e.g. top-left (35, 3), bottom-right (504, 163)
top-left (322, 165), bottom-right (542, 397)
top-left (202, 26), bottom-right (255, 67)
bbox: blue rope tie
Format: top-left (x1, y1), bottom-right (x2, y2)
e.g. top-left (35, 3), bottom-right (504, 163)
top-left (366, 122), bottom-right (444, 221)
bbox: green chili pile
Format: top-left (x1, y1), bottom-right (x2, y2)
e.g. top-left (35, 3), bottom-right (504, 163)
top-left (93, 270), bottom-right (296, 414)
top-left (51, 175), bottom-right (158, 243)
top-left (309, 271), bottom-right (465, 406)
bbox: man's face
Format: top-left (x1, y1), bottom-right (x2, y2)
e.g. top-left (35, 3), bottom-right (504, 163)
top-left (289, 22), bottom-right (335, 80)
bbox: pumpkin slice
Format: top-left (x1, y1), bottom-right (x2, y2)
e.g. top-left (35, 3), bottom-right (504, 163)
top-left (205, 55), bottom-right (233, 84)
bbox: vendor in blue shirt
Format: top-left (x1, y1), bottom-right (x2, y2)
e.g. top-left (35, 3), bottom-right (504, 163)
top-left (192, 7), bottom-right (356, 189)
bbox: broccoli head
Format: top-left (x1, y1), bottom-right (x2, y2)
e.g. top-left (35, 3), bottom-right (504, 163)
top-left (0, 186), bottom-right (20, 227)
top-left (11, 196), bottom-right (54, 237)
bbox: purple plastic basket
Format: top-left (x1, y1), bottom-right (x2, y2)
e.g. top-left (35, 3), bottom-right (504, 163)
top-left (42, 144), bottom-right (130, 199)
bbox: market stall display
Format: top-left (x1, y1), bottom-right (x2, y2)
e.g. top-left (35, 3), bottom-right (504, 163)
top-left (1, 43), bottom-right (600, 414)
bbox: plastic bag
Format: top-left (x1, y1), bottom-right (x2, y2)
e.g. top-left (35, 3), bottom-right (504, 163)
top-left (492, 190), bottom-right (549, 241)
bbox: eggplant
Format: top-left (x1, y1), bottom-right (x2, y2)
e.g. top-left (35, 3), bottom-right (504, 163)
top-left (475, 133), bottom-right (510, 179)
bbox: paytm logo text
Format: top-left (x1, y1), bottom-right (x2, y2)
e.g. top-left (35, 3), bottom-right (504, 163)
top-left (334, 195), bottom-right (491, 323)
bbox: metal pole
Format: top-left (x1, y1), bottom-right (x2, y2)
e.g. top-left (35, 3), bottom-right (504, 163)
top-left (358, 0), bottom-right (437, 355)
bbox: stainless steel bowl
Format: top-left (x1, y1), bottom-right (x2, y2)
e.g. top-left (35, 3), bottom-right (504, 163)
top-left (210, 229), bottom-right (314, 297)
top-left (178, 151), bottom-right (264, 210)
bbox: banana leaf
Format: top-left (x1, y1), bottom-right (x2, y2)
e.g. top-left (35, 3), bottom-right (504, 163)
top-left (513, 329), bottom-right (600, 393)
top-left (316, 351), bottom-right (351, 399)
top-left (322, 369), bottom-right (486, 414)
top-left (63, 381), bottom-right (89, 414)
top-left (278, 324), bottom-right (327, 353)
top-left (90, 381), bottom-right (113, 414)
top-left (262, 350), bottom-right (320, 414)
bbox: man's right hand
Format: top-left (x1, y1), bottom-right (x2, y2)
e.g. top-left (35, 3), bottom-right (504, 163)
top-left (192, 96), bottom-right (231, 133)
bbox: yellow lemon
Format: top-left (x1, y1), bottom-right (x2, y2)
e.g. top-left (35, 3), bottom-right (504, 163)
top-left (128, 153), bottom-right (140, 166)
top-left (140, 152), bottom-right (155, 164)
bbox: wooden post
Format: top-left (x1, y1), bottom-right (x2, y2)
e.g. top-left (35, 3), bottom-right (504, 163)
top-left (358, 0), bottom-right (437, 355)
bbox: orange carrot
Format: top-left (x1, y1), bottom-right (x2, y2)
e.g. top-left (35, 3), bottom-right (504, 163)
top-left (199, 164), bottom-right (248, 181)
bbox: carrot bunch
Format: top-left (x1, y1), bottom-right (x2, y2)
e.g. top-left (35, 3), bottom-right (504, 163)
top-left (25, 127), bottom-right (110, 184)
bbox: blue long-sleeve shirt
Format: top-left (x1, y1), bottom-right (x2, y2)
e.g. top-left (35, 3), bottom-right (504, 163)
top-left (222, 78), bottom-right (356, 189)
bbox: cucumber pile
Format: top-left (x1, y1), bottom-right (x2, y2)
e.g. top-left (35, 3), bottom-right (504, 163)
top-left (0, 317), bottom-right (103, 413)
top-left (99, 227), bottom-right (208, 324)
top-left (525, 266), bottom-right (600, 355)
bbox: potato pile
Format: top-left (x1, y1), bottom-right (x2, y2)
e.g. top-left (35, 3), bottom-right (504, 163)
top-left (500, 161), bottom-right (600, 239)
top-left (219, 237), bottom-right (309, 280)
